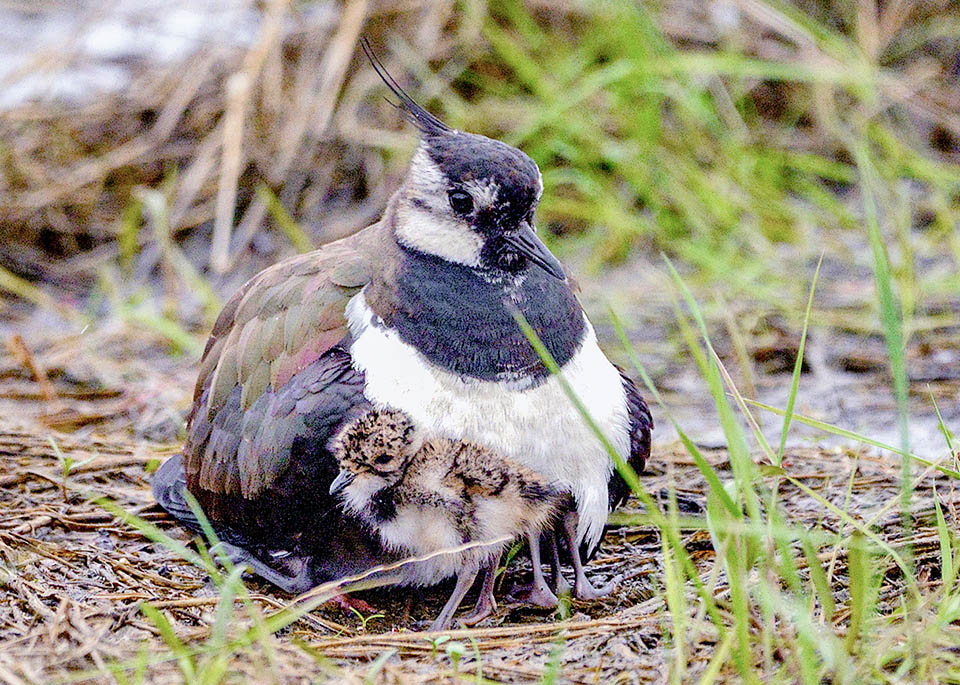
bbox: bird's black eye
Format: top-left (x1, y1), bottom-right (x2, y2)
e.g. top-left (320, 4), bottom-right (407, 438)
top-left (374, 453), bottom-right (393, 466)
top-left (448, 189), bottom-right (473, 216)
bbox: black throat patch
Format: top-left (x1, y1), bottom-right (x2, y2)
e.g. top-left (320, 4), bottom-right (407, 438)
top-left (386, 247), bottom-right (586, 382)
top-left (370, 486), bottom-right (398, 523)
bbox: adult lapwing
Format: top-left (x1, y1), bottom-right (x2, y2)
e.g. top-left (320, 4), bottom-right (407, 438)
top-left (152, 40), bottom-right (652, 605)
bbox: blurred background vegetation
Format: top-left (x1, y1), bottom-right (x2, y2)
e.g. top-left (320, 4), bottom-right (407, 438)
top-left (0, 0), bottom-right (958, 445)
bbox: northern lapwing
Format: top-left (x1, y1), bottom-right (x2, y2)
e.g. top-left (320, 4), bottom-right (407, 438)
top-left (152, 39), bottom-right (653, 604)
top-left (330, 407), bottom-right (561, 630)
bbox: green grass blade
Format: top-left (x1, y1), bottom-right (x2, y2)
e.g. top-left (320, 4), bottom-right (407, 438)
top-left (510, 307), bottom-right (728, 633)
top-left (743, 399), bottom-right (960, 479)
top-left (209, 565), bottom-right (247, 650)
top-left (777, 255), bottom-right (822, 463)
top-left (140, 602), bottom-right (197, 683)
top-left (94, 496), bottom-right (213, 573)
top-left (609, 307), bottom-right (738, 517)
top-left (851, 141), bottom-right (910, 456)
top-left (257, 184), bottom-right (314, 254)
top-left (929, 390), bottom-right (956, 471)
top-left (661, 529), bottom-right (687, 682)
top-left (697, 630), bottom-right (734, 685)
top-left (844, 532), bottom-right (870, 655)
top-left (663, 256), bottom-right (759, 525)
top-left (800, 536), bottom-right (836, 622)
top-left (851, 140), bottom-right (913, 577)
top-left (934, 486), bottom-right (956, 594)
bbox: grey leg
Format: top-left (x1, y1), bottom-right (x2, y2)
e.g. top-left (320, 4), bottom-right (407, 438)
top-left (562, 513), bottom-right (617, 600)
top-left (429, 565), bottom-right (480, 632)
top-left (461, 554), bottom-right (499, 626)
top-left (547, 531), bottom-right (572, 596)
top-left (214, 542), bottom-right (315, 594)
top-left (508, 530), bottom-right (559, 608)
top-left (213, 542), bottom-right (379, 611)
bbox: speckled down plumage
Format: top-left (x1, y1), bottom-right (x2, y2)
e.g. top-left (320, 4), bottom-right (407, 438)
top-left (332, 408), bottom-right (561, 587)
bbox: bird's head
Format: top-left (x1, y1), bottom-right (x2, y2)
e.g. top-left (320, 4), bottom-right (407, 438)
top-left (363, 40), bottom-right (564, 281)
top-left (330, 408), bottom-right (422, 505)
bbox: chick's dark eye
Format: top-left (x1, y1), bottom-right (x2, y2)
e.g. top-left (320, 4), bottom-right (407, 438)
top-left (448, 189), bottom-right (473, 215)
top-left (374, 454), bottom-right (393, 466)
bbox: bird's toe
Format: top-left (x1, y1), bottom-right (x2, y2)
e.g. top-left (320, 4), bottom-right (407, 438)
top-left (508, 581), bottom-right (559, 609)
top-left (459, 596), bottom-right (497, 626)
top-left (573, 574), bottom-right (618, 600)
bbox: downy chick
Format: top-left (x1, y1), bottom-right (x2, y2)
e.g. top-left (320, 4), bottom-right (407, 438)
top-left (330, 408), bottom-right (560, 630)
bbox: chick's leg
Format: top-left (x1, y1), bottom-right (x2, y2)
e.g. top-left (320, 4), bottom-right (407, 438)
top-left (548, 532), bottom-right (572, 596)
top-left (562, 512), bottom-right (617, 600)
top-left (508, 530), bottom-right (559, 608)
top-left (460, 553), bottom-right (499, 626)
top-left (429, 565), bottom-right (479, 632)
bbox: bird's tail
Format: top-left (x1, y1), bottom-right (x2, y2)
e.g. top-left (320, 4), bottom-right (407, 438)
top-left (152, 454), bottom-right (203, 534)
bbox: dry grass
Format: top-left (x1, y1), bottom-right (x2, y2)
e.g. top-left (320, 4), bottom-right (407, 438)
top-left (0, 323), bottom-right (958, 683)
top-left (0, 0), bottom-right (445, 289)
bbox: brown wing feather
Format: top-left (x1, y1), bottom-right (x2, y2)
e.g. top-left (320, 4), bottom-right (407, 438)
top-left (183, 222), bottom-right (384, 501)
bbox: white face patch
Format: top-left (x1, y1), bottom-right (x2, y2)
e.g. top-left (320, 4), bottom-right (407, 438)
top-left (341, 474), bottom-right (387, 517)
top-left (394, 146), bottom-right (484, 267)
top-left (393, 204), bottom-right (483, 267)
top-left (346, 293), bottom-right (631, 552)
top-left (462, 177), bottom-right (499, 207)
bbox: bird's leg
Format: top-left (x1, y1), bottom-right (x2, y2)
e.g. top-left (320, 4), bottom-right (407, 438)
top-left (213, 541), bottom-right (314, 594)
top-left (561, 512), bottom-right (617, 600)
top-left (548, 530), bottom-right (572, 597)
top-left (212, 541), bottom-right (378, 612)
top-left (508, 530), bottom-right (559, 608)
top-left (460, 553), bottom-right (499, 626)
top-left (429, 565), bottom-right (480, 632)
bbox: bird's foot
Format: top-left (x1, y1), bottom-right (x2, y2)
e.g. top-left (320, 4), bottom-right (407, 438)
top-left (459, 591), bottom-right (497, 626)
top-left (573, 574), bottom-right (618, 601)
top-left (551, 571), bottom-right (572, 597)
top-left (209, 541), bottom-right (317, 595)
top-left (428, 615), bottom-right (453, 632)
top-left (508, 580), bottom-right (559, 609)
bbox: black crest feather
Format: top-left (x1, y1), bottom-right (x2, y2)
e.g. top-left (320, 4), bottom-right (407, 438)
top-left (360, 37), bottom-right (452, 138)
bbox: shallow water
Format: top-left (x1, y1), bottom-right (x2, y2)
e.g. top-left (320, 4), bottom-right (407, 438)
top-left (577, 253), bottom-right (960, 461)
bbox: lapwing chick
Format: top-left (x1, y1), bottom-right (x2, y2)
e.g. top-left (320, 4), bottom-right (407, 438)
top-left (330, 408), bottom-right (561, 630)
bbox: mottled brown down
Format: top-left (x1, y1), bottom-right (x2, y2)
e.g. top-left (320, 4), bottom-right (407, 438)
top-left (332, 408), bottom-right (562, 543)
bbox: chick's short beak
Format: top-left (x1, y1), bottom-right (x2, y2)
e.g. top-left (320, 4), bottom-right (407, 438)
top-left (503, 222), bottom-right (565, 280)
top-left (329, 470), bottom-right (355, 496)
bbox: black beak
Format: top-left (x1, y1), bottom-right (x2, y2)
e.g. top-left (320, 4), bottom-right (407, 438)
top-left (503, 223), bottom-right (565, 280)
top-left (329, 470), bottom-right (355, 497)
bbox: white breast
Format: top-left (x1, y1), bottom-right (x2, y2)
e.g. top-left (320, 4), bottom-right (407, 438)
top-left (374, 506), bottom-right (507, 587)
top-left (377, 508), bottom-right (464, 585)
top-left (346, 292), bottom-right (630, 551)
